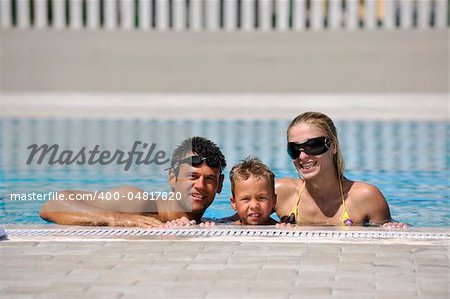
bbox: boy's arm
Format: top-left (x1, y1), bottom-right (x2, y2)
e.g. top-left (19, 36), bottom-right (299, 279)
top-left (39, 188), bottom-right (163, 227)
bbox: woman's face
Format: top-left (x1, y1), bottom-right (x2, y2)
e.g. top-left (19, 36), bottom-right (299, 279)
top-left (287, 122), bottom-right (336, 179)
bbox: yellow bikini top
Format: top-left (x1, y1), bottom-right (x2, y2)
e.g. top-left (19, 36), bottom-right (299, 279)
top-left (282, 178), bottom-right (353, 226)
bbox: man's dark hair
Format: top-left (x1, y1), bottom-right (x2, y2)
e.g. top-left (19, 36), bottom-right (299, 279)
top-left (171, 136), bottom-right (226, 175)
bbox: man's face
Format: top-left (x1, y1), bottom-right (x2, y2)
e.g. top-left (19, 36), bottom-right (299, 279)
top-left (169, 156), bottom-right (223, 214)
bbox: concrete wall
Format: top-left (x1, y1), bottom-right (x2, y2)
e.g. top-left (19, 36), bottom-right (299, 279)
top-left (0, 29), bottom-right (448, 92)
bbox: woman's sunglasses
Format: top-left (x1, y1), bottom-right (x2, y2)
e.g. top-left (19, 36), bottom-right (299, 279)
top-left (172, 155), bottom-right (221, 170)
top-left (287, 136), bottom-right (331, 159)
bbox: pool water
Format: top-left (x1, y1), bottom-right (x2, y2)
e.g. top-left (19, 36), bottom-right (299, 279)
top-left (1, 119), bottom-right (448, 227)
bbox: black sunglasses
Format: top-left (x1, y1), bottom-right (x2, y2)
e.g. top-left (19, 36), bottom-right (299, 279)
top-left (287, 136), bottom-right (331, 159)
top-left (172, 155), bottom-right (221, 170)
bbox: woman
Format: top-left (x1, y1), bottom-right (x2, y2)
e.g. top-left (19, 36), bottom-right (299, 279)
top-left (275, 111), bottom-right (406, 227)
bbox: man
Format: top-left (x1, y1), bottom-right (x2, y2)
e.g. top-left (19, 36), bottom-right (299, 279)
top-left (39, 137), bottom-right (226, 227)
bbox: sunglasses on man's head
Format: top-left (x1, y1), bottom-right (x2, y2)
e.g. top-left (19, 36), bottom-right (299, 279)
top-left (172, 155), bottom-right (221, 170)
top-left (287, 136), bottom-right (331, 159)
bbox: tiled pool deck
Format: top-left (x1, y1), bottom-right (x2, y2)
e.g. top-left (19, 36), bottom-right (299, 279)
top-left (1, 225), bottom-right (449, 299)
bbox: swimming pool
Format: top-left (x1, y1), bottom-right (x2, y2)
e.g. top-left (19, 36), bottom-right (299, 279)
top-left (1, 118), bottom-right (448, 227)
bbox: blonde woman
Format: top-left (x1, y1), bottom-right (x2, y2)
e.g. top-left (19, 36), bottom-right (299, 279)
top-left (275, 112), bottom-right (406, 228)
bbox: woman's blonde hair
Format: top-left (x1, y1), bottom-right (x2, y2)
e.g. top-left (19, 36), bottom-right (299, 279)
top-left (287, 112), bottom-right (345, 178)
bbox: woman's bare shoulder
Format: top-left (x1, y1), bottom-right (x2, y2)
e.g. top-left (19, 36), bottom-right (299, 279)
top-left (348, 181), bottom-right (387, 209)
top-left (275, 178), bottom-right (303, 200)
top-left (348, 181), bottom-right (390, 223)
top-left (274, 178), bottom-right (303, 217)
top-left (349, 181), bottom-right (383, 199)
top-left (276, 177), bottom-right (302, 190)
top-left (276, 177), bottom-right (301, 189)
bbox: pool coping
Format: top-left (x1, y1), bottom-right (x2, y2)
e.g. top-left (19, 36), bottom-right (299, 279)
top-left (2, 225), bottom-right (449, 245)
top-left (0, 92), bottom-right (448, 120)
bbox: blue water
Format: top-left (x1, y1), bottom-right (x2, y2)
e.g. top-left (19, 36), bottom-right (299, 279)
top-left (1, 119), bottom-right (449, 227)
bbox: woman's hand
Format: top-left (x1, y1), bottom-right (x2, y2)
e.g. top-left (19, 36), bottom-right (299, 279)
top-left (275, 222), bottom-right (296, 229)
top-left (382, 221), bottom-right (408, 229)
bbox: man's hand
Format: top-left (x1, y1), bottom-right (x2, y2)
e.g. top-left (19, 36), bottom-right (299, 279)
top-left (199, 221), bottom-right (215, 228)
top-left (163, 216), bottom-right (196, 228)
top-left (162, 217), bottom-right (216, 228)
top-left (113, 214), bottom-right (164, 228)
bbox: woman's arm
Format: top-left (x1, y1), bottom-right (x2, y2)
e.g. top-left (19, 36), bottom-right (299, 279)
top-left (353, 183), bottom-right (407, 228)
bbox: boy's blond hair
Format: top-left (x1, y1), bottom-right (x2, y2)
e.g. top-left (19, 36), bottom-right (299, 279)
top-left (229, 156), bottom-right (275, 197)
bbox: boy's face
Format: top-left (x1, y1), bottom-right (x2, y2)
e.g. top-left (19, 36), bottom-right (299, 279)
top-left (230, 176), bottom-right (276, 225)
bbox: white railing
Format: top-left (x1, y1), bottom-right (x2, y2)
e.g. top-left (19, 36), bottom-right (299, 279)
top-left (0, 0), bottom-right (448, 31)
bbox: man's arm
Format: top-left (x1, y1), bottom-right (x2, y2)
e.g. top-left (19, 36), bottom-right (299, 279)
top-left (39, 187), bottom-right (163, 227)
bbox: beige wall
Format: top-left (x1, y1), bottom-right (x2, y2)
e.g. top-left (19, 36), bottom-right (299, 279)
top-left (0, 29), bottom-right (447, 92)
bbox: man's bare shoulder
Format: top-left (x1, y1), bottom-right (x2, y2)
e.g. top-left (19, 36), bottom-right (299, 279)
top-left (53, 186), bottom-right (145, 198)
top-left (107, 186), bottom-right (145, 195)
top-left (53, 186), bottom-right (151, 212)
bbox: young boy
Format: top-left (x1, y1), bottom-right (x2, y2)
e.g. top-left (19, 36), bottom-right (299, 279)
top-left (229, 156), bottom-right (278, 225)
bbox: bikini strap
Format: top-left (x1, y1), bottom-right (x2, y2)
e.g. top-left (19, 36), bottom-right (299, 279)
top-left (339, 177), bottom-right (353, 226)
top-left (288, 180), bottom-right (305, 223)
